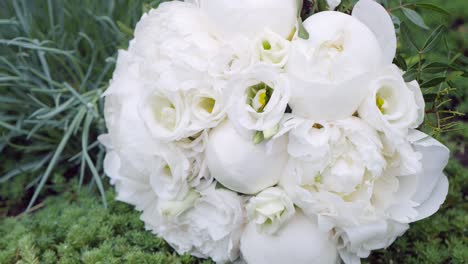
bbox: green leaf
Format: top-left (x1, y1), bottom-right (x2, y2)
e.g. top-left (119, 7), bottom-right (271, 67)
top-left (400, 23), bottom-right (419, 51)
top-left (421, 25), bottom-right (446, 53)
top-left (423, 93), bottom-right (438, 102)
top-left (394, 55), bottom-right (408, 71)
top-left (423, 62), bottom-right (449, 74)
top-left (253, 131), bottom-right (265, 144)
top-left (447, 71), bottom-right (463, 82)
top-left (297, 18), bottom-right (309, 40)
top-left (402, 8), bottom-right (429, 30)
top-left (116, 21), bottom-right (134, 37)
top-left (403, 69), bottom-right (418, 82)
top-left (414, 3), bottom-right (450, 16)
top-left (420, 77), bottom-right (446, 88)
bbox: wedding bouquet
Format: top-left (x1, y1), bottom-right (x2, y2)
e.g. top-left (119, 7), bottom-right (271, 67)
top-left (100, 0), bottom-right (450, 263)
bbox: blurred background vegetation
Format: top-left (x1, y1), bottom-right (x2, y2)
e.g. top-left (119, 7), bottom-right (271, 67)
top-left (0, 0), bottom-right (466, 263)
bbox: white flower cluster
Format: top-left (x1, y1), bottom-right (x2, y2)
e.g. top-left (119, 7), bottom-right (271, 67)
top-left (101, 0), bottom-right (450, 263)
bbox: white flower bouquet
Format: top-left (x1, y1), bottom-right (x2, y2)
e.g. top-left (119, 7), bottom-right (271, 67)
top-left (100, 0), bottom-right (450, 263)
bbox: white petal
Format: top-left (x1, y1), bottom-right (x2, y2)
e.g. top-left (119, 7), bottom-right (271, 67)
top-left (198, 0), bottom-right (298, 40)
top-left (408, 130), bottom-right (449, 221)
top-left (241, 212), bottom-right (338, 264)
top-left (352, 0), bottom-right (397, 64)
top-left (205, 120), bottom-right (288, 194)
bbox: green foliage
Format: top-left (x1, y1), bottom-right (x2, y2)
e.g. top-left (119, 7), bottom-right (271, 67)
top-left (0, 0), bottom-right (168, 211)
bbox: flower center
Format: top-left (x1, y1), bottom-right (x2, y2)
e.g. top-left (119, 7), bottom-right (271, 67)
top-left (247, 82), bottom-right (274, 113)
top-left (199, 97), bottom-right (216, 114)
top-left (163, 164), bottom-right (172, 177)
top-left (262, 40), bottom-right (272, 50)
top-left (159, 104), bottom-right (176, 129)
top-left (376, 94), bottom-right (387, 113)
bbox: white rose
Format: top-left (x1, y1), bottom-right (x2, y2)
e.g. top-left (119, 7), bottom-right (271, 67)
top-left (246, 187), bottom-right (295, 235)
top-left (358, 65), bottom-right (425, 140)
top-left (138, 86), bottom-right (190, 141)
top-left (281, 117), bottom-right (387, 226)
top-left (286, 1), bottom-right (396, 120)
top-left (254, 29), bottom-right (291, 68)
top-left (227, 66), bottom-right (290, 132)
top-left (205, 120), bottom-right (288, 194)
top-left (241, 212), bottom-right (339, 264)
top-left (196, 0), bottom-right (298, 40)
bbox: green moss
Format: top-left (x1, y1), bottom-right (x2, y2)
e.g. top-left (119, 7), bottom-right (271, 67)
top-left (0, 190), bottom-right (211, 264)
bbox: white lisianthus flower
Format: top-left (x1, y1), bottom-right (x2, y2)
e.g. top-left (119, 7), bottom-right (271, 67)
top-left (150, 146), bottom-right (191, 200)
top-left (138, 87), bottom-right (190, 142)
top-left (254, 29), bottom-right (291, 68)
top-left (131, 1), bottom-right (219, 82)
top-left (246, 187), bottom-right (295, 235)
top-left (228, 66), bottom-right (290, 132)
top-left (205, 120), bottom-right (288, 194)
top-left (195, 0), bottom-right (298, 40)
top-left (281, 117), bottom-right (387, 226)
top-left (175, 130), bottom-right (209, 158)
top-left (241, 212), bottom-right (339, 264)
top-left (186, 80), bottom-right (226, 132)
top-left (286, 1), bottom-right (396, 121)
top-left (358, 65), bottom-right (425, 140)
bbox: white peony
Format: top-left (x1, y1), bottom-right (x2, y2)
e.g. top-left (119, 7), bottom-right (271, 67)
top-left (358, 65), bottom-right (425, 140)
top-left (227, 66), bottom-right (290, 132)
top-left (195, 0), bottom-right (298, 40)
top-left (241, 212), bottom-right (339, 264)
top-left (101, 50), bottom-right (161, 211)
top-left (352, 0), bottom-right (397, 64)
top-left (286, 0), bottom-right (396, 121)
top-left (131, 1), bottom-right (219, 83)
top-left (253, 29), bottom-right (291, 68)
top-left (205, 120), bottom-right (288, 194)
top-left (281, 117), bottom-right (387, 226)
top-left (246, 187), bottom-right (295, 235)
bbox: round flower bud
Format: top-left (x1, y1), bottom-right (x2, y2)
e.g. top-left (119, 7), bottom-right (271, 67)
top-left (205, 120), bottom-right (288, 194)
top-left (241, 212), bottom-right (339, 264)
